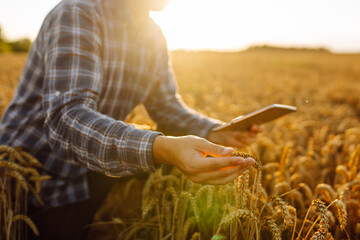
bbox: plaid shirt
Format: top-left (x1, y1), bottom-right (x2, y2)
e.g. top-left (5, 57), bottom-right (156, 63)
top-left (0, 0), bottom-right (220, 207)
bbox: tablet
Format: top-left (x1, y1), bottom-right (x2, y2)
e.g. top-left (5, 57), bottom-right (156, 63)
top-left (212, 104), bottom-right (297, 132)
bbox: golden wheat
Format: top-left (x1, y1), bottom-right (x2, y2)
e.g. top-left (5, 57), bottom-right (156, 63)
top-left (3, 51), bottom-right (360, 239)
top-left (230, 152), bottom-right (262, 171)
top-left (0, 144), bottom-right (49, 240)
top-left (332, 199), bottom-right (347, 231)
top-left (11, 215), bottom-right (39, 236)
top-left (190, 232), bottom-right (200, 240)
top-left (141, 196), bottom-right (158, 219)
top-left (315, 183), bottom-right (337, 203)
top-left (220, 209), bottom-right (254, 226)
top-left (180, 192), bottom-right (200, 223)
top-left (235, 170), bottom-right (250, 209)
top-left (270, 196), bottom-right (293, 227)
top-left (182, 217), bottom-right (195, 240)
top-left (4, 170), bottom-right (28, 192)
top-left (264, 216), bottom-right (281, 240)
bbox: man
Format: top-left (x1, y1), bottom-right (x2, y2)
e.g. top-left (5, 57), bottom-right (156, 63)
top-left (0, 0), bottom-right (260, 239)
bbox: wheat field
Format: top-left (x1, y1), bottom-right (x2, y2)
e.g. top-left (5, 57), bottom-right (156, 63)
top-left (1, 50), bottom-right (360, 239)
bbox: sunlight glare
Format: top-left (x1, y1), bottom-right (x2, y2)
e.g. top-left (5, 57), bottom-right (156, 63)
top-left (150, 0), bottom-right (360, 52)
top-left (151, 0), bottom-right (244, 50)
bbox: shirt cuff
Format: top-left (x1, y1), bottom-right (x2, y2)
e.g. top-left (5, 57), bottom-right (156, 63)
top-left (118, 126), bottom-right (163, 175)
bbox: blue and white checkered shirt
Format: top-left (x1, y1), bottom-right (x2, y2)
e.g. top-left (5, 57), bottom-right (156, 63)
top-left (0, 0), bottom-right (221, 207)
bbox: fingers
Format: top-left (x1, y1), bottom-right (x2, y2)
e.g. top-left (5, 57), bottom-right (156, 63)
top-left (189, 159), bottom-right (255, 184)
top-left (194, 155), bottom-right (254, 173)
top-left (193, 137), bottom-right (233, 157)
top-left (204, 170), bottom-right (246, 185)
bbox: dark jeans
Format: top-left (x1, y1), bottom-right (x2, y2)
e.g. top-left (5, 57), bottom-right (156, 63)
top-left (28, 171), bottom-right (119, 240)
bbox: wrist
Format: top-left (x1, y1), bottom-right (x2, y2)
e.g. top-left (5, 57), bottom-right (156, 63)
top-left (152, 135), bottom-right (173, 165)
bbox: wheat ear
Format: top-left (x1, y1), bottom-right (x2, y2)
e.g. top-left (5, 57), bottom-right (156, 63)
top-left (15, 147), bottom-right (42, 167)
top-left (230, 152), bottom-right (261, 171)
top-left (315, 183), bottom-right (336, 202)
top-left (332, 199), bottom-right (347, 231)
top-left (190, 232), bottom-right (200, 240)
top-left (12, 214), bottom-right (39, 236)
top-left (142, 197), bottom-right (158, 219)
top-left (270, 196), bottom-right (293, 226)
top-left (264, 217), bottom-right (281, 240)
top-left (182, 217), bottom-right (194, 240)
top-left (181, 192), bottom-right (200, 222)
top-left (220, 209), bottom-right (254, 226)
top-left (235, 170), bottom-right (250, 209)
top-left (349, 145), bottom-right (360, 179)
top-left (4, 170), bottom-right (28, 192)
top-left (280, 144), bottom-right (293, 171)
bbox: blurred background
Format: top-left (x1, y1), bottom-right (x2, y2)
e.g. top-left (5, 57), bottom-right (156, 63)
top-left (0, 0), bottom-right (360, 53)
top-left (1, 1), bottom-right (360, 239)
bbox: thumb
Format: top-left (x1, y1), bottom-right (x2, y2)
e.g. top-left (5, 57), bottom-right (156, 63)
top-left (195, 138), bottom-right (233, 157)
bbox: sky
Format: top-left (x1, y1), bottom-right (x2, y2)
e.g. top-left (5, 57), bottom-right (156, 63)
top-left (0, 0), bottom-right (360, 53)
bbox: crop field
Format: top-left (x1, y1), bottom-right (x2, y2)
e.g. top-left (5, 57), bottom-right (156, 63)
top-left (1, 50), bottom-right (360, 239)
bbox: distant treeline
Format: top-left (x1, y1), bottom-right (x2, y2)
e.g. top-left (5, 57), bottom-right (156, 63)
top-left (246, 44), bottom-right (330, 53)
top-left (0, 27), bottom-right (31, 53)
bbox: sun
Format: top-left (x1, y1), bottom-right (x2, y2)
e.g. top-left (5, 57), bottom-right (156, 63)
top-left (151, 0), bottom-right (360, 53)
top-left (150, 0), bottom-right (245, 51)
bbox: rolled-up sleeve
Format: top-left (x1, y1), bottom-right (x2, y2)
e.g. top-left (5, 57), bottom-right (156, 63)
top-left (42, 4), bottom-right (161, 177)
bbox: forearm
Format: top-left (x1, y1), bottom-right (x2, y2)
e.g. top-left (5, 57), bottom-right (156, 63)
top-left (152, 135), bottom-right (174, 165)
top-left (44, 103), bottom-right (162, 177)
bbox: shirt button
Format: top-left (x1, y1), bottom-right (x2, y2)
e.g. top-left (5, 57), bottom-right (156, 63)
top-left (55, 91), bottom-right (60, 96)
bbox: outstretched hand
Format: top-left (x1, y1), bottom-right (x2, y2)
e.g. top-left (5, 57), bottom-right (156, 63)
top-left (152, 135), bottom-right (255, 185)
top-left (206, 125), bottom-right (262, 148)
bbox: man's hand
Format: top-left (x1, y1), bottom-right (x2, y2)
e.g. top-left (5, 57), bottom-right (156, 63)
top-left (206, 125), bottom-right (262, 148)
top-left (152, 135), bottom-right (255, 185)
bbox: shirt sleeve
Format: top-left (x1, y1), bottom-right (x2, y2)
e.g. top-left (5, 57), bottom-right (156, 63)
top-left (42, 4), bottom-right (162, 177)
top-left (144, 36), bottom-right (223, 137)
